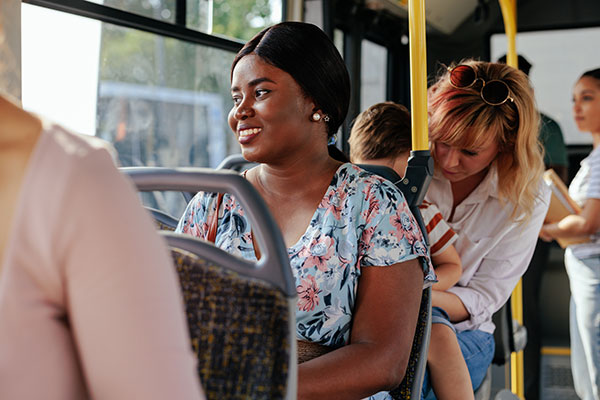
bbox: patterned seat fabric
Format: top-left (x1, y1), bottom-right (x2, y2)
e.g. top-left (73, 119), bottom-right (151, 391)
top-left (390, 288), bottom-right (431, 400)
top-left (147, 207), bottom-right (178, 231)
top-left (155, 220), bottom-right (176, 231)
top-left (171, 248), bottom-right (291, 400)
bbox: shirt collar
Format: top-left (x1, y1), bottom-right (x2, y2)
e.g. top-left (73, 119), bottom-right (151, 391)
top-left (432, 161), bottom-right (500, 204)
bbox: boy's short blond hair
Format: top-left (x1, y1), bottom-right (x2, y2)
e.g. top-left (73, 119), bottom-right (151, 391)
top-left (348, 101), bottom-right (411, 162)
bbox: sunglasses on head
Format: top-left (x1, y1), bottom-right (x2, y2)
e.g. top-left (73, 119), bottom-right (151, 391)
top-left (448, 64), bottom-right (514, 106)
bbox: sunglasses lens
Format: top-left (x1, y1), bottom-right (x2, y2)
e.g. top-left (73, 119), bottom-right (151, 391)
top-left (450, 65), bottom-right (476, 88)
top-left (482, 80), bottom-right (510, 105)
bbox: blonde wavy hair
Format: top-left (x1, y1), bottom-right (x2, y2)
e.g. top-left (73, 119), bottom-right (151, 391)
top-left (428, 59), bottom-right (544, 222)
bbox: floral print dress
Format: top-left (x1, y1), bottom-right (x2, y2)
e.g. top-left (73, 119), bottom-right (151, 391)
top-left (176, 163), bottom-right (434, 348)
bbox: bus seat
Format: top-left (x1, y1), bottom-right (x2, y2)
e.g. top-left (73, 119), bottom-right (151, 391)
top-left (389, 286), bottom-right (432, 400)
top-left (120, 166), bottom-right (296, 298)
top-left (216, 153), bottom-right (255, 171)
top-left (474, 299), bottom-right (528, 400)
top-left (358, 163), bottom-right (432, 399)
top-left (145, 206), bottom-right (178, 231)
top-left (492, 299), bottom-right (527, 365)
top-left (119, 167), bottom-right (296, 398)
top-left (162, 232), bottom-right (296, 400)
top-left (494, 389), bottom-right (520, 400)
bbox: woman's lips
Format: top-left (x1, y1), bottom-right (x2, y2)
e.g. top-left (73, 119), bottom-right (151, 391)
top-left (238, 127), bottom-right (262, 144)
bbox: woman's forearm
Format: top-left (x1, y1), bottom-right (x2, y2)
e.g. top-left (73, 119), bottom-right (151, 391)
top-left (543, 199), bottom-right (600, 239)
top-left (297, 260), bottom-right (423, 399)
top-left (431, 290), bottom-right (470, 323)
top-left (298, 341), bottom-right (406, 399)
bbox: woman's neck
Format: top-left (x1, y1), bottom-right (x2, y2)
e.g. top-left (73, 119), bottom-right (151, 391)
top-left (254, 153), bottom-right (342, 199)
top-left (450, 167), bottom-right (490, 209)
top-left (0, 96), bottom-right (43, 268)
top-left (592, 132), bottom-right (600, 149)
top-left (0, 95), bottom-right (43, 147)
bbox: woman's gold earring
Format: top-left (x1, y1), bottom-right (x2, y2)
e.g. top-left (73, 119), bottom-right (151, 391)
top-left (312, 112), bottom-right (321, 121)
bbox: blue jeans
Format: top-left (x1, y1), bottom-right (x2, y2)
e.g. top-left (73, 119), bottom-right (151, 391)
top-left (421, 307), bottom-right (495, 400)
top-left (565, 248), bottom-right (600, 400)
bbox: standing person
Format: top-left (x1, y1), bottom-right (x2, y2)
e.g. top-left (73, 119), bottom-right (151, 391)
top-left (540, 68), bottom-right (600, 400)
top-left (0, 92), bottom-right (205, 400)
top-left (350, 101), bottom-right (474, 400)
top-left (177, 22), bottom-right (435, 399)
top-left (498, 53), bottom-right (570, 400)
top-left (422, 60), bottom-right (550, 398)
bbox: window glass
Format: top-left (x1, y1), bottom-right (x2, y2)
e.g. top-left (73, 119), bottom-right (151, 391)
top-left (22, 3), bottom-right (239, 171)
top-left (334, 28), bottom-right (344, 57)
top-left (88, 0), bottom-right (176, 23)
top-left (360, 39), bottom-right (387, 112)
top-left (491, 28), bottom-right (600, 145)
top-left (140, 191), bottom-right (190, 220)
top-left (187, 0), bottom-right (283, 41)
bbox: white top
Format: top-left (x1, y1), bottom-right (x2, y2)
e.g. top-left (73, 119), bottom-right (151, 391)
top-left (568, 147), bottom-right (600, 258)
top-left (0, 123), bottom-right (204, 400)
top-left (425, 165), bottom-right (550, 333)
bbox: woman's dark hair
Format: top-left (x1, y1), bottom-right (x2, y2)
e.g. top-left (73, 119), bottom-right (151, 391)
top-left (581, 68), bottom-right (600, 82)
top-left (231, 21), bottom-right (351, 139)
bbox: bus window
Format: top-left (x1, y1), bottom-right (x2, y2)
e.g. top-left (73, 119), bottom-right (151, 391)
top-left (189, 0), bottom-right (283, 41)
top-left (87, 0), bottom-right (177, 23)
top-left (22, 3), bottom-right (238, 168)
top-left (491, 28), bottom-right (600, 146)
top-left (360, 39), bottom-right (387, 112)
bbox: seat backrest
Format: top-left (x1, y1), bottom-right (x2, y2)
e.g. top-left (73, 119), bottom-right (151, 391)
top-left (164, 232), bottom-right (295, 400)
top-left (121, 167), bottom-right (297, 399)
top-left (492, 302), bottom-right (512, 365)
top-left (475, 299), bottom-right (528, 399)
top-left (492, 297), bottom-right (527, 366)
top-left (216, 154), bottom-right (256, 171)
top-left (389, 286), bottom-right (432, 400)
top-left (145, 206), bottom-right (178, 231)
top-left (358, 163), bottom-right (432, 399)
top-left (121, 166), bottom-right (296, 292)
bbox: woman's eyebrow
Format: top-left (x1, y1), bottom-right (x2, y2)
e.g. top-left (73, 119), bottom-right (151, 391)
top-left (231, 77), bottom-right (276, 92)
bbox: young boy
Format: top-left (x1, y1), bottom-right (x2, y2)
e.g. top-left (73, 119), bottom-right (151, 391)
top-left (349, 101), bottom-right (474, 400)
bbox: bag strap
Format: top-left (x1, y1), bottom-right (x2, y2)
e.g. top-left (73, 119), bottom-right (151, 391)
top-left (242, 170), bottom-right (262, 259)
top-left (207, 171), bottom-right (262, 259)
top-left (206, 192), bottom-right (224, 243)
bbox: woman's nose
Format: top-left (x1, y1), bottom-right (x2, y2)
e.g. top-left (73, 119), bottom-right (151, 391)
top-left (444, 148), bottom-right (460, 167)
top-left (234, 99), bottom-right (254, 120)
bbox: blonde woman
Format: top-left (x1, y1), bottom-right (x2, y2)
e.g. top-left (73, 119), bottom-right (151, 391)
top-left (422, 60), bottom-right (550, 399)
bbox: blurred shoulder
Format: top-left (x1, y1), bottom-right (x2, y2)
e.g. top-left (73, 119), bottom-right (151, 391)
top-left (42, 121), bottom-right (119, 166)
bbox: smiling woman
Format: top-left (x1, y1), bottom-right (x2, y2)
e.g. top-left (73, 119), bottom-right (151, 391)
top-left (176, 21), bottom-right (435, 399)
top-left (228, 54), bottom-right (316, 162)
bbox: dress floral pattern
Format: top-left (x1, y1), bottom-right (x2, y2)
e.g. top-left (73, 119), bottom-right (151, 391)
top-left (176, 163), bottom-right (434, 347)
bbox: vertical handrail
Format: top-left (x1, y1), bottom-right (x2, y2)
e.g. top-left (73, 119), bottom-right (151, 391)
top-left (402, 0), bottom-right (434, 209)
top-left (498, 1), bottom-right (525, 398)
top-left (408, 0), bottom-right (429, 151)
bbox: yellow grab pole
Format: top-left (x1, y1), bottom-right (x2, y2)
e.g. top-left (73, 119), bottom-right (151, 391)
top-left (498, 2), bottom-right (524, 397)
top-left (499, 0), bottom-right (518, 67)
top-left (408, 0), bottom-right (429, 151)
top-left (510, 280), bottom-right (525, 399)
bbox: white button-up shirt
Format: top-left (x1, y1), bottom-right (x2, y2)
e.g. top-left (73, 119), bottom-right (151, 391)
top-left (425, 164), bottom-right (550, 333)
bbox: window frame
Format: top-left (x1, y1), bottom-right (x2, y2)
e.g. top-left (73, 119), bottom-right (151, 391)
top-left (23, 0), bottom-right (245, 52)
